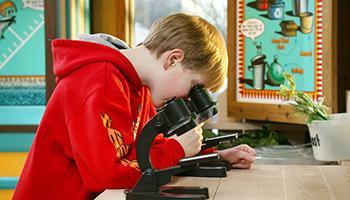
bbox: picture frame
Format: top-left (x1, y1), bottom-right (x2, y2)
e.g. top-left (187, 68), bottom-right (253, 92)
top-left (346, 90), bottom-right (350, 113)
top-left (227, 0), bottom-right (337, 124)
top-left (0, 0), bottom-right (56, 132)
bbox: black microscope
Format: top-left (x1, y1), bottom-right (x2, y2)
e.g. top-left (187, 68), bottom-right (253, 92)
top-left (125, 85), bottom-right (237, 200)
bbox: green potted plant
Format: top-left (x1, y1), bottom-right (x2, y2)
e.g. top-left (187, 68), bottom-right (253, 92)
top-left (279, 73), bottom-right (350, 161)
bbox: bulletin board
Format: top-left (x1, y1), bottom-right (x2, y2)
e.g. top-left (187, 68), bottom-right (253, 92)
top-left (0, 0), bottom-right (45, 106)
top-left (227, 0), bottom-right (337, 124)
top-left (0, 0), bottom-right (91, 130)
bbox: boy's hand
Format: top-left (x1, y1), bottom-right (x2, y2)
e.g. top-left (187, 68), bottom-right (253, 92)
top-left (218, 144), bottom-right (256, 169)
top-left (172, 123), bottom-right (204, 157)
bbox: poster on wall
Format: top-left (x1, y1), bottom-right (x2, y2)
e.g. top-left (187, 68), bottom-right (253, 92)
top-left (236, 0), bottom-right (323, 104)
top-left (0, 0), bottom-right (45, 106)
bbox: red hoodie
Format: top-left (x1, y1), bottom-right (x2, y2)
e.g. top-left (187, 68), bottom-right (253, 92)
top-left (13, 39), bottom-right (185, 200)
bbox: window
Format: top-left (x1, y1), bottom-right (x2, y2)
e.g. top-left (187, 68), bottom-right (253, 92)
top-left (134, 0), bottom-right (227, 46)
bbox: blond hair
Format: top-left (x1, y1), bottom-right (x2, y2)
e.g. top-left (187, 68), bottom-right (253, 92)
top-left (143, 13), bottom-right (228, 92)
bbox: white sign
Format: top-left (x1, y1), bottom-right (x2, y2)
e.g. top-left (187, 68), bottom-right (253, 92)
top-left (240, 18), bottom-right (265, 41)
top-left (22, 0), bottom-right (44, 11)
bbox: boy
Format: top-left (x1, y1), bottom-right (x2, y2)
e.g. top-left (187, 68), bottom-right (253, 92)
top-left (14, 13), bottom-right (255, 199)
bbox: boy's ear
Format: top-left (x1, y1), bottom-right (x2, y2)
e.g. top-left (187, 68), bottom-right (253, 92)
top-left (164, 49), bottom-right (184, 70)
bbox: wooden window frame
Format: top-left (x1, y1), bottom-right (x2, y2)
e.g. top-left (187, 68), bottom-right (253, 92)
top-left (92, 0), bottom-right (134, 46)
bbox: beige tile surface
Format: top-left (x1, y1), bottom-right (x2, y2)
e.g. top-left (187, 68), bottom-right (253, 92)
top-left (96, 165), bottom-right (350, 200)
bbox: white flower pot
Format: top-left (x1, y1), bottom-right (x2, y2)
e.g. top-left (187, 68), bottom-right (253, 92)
top-left (307, 113), bottom-right (350, 161)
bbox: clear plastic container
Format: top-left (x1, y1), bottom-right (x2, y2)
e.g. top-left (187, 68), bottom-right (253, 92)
top-left (254, 144), bottom-right (336, 165)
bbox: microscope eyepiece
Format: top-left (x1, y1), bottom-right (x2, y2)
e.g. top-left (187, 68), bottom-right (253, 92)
top-left (188, 85), bottom-right (216, 114)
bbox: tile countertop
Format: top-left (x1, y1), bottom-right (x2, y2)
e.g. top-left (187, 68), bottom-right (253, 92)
top-left (95, 164), bottom-right (350, 200)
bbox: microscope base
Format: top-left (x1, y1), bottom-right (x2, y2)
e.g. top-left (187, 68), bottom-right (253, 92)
top-left (125, 186), bottom-right (209, 200)
top-left (176, 166), bottom-right (227, 177)
top-left (200, 160), bottom-right (232, 170)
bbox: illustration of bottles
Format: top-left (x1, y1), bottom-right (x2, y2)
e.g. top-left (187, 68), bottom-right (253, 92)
top-left (268, 0), bottom-right (285, 20)
top-left (249, 54), bottom-right (267, 90)
top-left (292, 0), bottom-right (308, 16)
top-left (256, 0), bottom-right (269, 11)
top-left (266, 55), bottom-right (285, 86)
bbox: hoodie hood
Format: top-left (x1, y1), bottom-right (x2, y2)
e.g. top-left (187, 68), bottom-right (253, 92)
top-left (77, 33), bottom-right (130, 50)
top-left (51, 34), bottom-right (141, 87)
